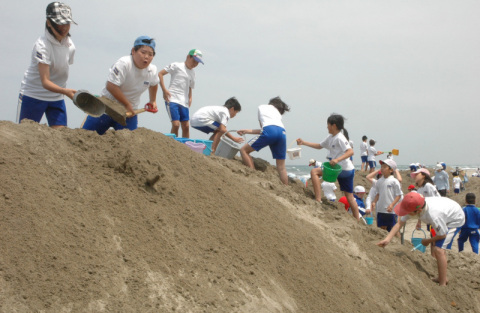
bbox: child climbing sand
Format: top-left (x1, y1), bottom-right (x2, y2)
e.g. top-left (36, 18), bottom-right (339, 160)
top-left (296, 114), bottom-right (360, 220)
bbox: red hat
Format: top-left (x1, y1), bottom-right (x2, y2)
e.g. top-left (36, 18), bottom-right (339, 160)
top-left (408, 184), bottom-right (416, 190)
top-left (394, 193), bottom-right (425, 216)
top-left (339, 196), bottom-right (350, 211)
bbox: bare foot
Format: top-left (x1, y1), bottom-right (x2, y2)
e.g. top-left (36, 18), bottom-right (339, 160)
top-left (431, 277), bottom-right (449, 286)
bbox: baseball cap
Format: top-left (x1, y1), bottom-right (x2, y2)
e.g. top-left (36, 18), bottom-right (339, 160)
top-left (435, 164), bottom-right (443, 170)
top-left (353, 186), bottom-right (365, 193)
top-left (394, 192), bottom-right (425, 216)
top-left (379, 159), bottom-right (397, 171)
top-left (309, 159), bottom-right (316, 166)
top-left (46, 2), bottom-right (77, 25)
top-left (189, 49), bottom-right (204, 64)
top-left (407, 184), bottom-right (416, 190)
top-left (133, 36), bottom-right (156, 51)
top-left (410, 168), bottom-right (431, 179)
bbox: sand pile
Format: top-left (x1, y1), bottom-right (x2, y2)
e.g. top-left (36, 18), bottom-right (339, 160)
top-left (1, 120), bottom-right (479, 312)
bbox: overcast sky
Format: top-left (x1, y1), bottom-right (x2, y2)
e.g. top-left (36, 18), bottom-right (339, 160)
top-left (2, 0), bottom-right (479, 167)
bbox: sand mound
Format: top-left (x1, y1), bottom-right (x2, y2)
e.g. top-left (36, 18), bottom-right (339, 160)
top-left (1, 120), bottom-right (479, 312)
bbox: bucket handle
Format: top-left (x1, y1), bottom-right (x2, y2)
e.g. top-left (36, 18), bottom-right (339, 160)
top-left (287, 139), bottom-right (298, 149)
top-left (411, 228), bottom-right (427, 240)
top-left (222, 130), bottom-right (246, 144)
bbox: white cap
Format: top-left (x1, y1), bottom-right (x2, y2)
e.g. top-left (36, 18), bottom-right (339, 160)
top-left (354, 186), bottom-right (366, 193)
top-left (309, 159), bottom-right (316, 166)
top-left (379, 159), bottom-right (397, 171)
top-left (435, 164), bottom-right (443, 170)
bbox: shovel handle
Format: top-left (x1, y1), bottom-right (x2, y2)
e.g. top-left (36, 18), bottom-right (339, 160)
top-left (125, 103), bottom-right (158, 117)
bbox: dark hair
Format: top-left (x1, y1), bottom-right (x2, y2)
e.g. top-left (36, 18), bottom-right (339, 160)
top-left (46, 18), bottom-right (71, 38)
top-left (132, 45), bottom-right (156, 56)
top-left (362, 135), bottom-right (367, 141)
top-left (224, 97), bottom-right (241, 111)
top-left (418, 172), bottom-right (434, 187)
top-left (327, 114), bottom-right (349, 141)
top-left (268, 96), bottom-right (290, 115)
top-left (369, 139), bottom-right (375, 146)
top-left (466, 193), bottom-right (476, 204)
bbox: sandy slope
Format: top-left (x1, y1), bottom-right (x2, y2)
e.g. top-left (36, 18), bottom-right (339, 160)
top-left (0, 120), bottom-right (479, 313)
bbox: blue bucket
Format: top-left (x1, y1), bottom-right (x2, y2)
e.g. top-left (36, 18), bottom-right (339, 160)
top-left (164, 133), bottom-right (176, 139)
top-left (195, 139), bottom-right (213, 156)
top-left (365, 216), bottom-right (374, 225)
top-left (411, 229), bottom-right (427, 253)
top-left (175, 137), bottom-right (194, 144)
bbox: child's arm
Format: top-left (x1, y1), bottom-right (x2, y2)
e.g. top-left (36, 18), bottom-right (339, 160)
top-left (188, 87), bottom-right (192, 108)
top-left (296, 138), bottom-right (322, 149)
top-left (377, 220), bottom-right (406, 247)
top-left (394, 169), bottom-right (403, 183)
top-left (148, 84), bottom-right (158, 110)
top-left (106, 82), bottom-right (135, 115)
top-left (330, 148), bottom-right (353, 166)
top-left (386, 195), bottom-right (401, 213)
top-left (158, 69), bottom-right (171, 102)
top-left (237, 129), bottom-right (261, 135)
top-left (366, 170), bottom-right (380, 183)
top-left (38, 63), bottom-right (76, 100)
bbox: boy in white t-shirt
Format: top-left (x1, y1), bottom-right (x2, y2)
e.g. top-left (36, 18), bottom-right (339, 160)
top-left (367, 139), bottom-right (382, 173)
top-left (360, 136), bottom-right (369, 171)
top-left (237, 97), bottom-right (290, 185)
top-left (372, 159), bottom-right (403, 232)
top-left (159, 49), bottom-right (204, 138)
top-left (452, 172), bottom-right (463, 195)
top-left (377, 193), bottom-right (465, 286)
top-left (190, 97), bottom-right (243, 154)
top-left (82, 36), bottom-right (159, 134)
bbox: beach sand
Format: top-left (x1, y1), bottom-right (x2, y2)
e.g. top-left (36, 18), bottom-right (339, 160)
top-left (1, 120), bottom-right (479, 312)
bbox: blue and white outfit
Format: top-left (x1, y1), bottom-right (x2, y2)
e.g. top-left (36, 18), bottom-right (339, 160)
top-left (375, 175), bottom-right (403, 231)
top-left (457, 204), bottom-right (480, 254)
top-left (191, 106), bottom-right (230, 134)
top-left (248, 104), bottom-right (286, 159)
top-left (319, 132), bottom-right (355, 193)
top-left (82, 55), bottom-right (159, 134)
top-left (17, 30), bottom-right (75, 126)
top-left (360, 141), bottom-right (368, 164)
top-left (400, 197), bottom-right (465, 250)
top-left (163, 62), bottom-right (195, 122)
top-left (367, 146), bottom-right (377, 169)
top-left (353, 194), bottom-right (366, 216)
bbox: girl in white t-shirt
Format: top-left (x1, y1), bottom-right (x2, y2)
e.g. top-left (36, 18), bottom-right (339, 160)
top-left (296, 114), bottom-right (361, 220)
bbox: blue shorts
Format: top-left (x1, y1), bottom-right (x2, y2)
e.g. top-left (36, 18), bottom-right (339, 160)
top-left (458, 228), bottom-right (479, 253)
top-left (454, 188), bottom-right (460, 194)
top-left (368, 161), bottom-right (376, 169)
top-left (376, 212), bottom-right (397, 231)
top-left (18, 94), bottom-right (67, 126)
top-left (192, 121), bottom-right (220, 134)
top-left (82, 114), bottom-right (138, 135)
top-left (166, 102), bottom-right (189, 122)
top-left (249, 125), bottom-right (286, 159)
top-left (436, 228), bottom-right (461, 250)
top-left (361, 155), bottom-right (368, 163)
top-left (337, 169), bottom-right (354, 193)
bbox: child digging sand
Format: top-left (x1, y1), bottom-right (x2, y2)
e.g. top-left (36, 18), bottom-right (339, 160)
top-left (296, 114), bottom-right (360, 220)
top-left (377, 193), bottom-right (465, 286)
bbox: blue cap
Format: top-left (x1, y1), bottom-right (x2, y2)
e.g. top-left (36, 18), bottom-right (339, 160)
top-left (133, 36), bottom-right (156, 51)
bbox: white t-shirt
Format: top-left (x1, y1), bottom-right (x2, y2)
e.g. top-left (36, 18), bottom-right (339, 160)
top-left (360, 141), bottom-right (368, 156)
top-left (321, 181), bottom-right (337, 201)
top-left (365, 179), bottom-right (378, 211)
top-left (417, 183), bottom-right (440, 197)
top-left (20, 30), bottom-right (75, 101)
top-left (191, 106), bottom-right (230, 127)
top-left (375, 175), bottom-right (403, 214)
top-left (400, 197), bottom-right (465, 236)
top-left (257, 104), bottom-right (284, 129)
top-left (319, 132), bottom-right (354, 171)
top-left (452, 177), bottom-right (462, 189)
top-left (367, 146), bottom-right (377, 161)
top-left (164, 62), bottom-right (195, 107)
top-left (102, 56), bottom-right (159, 109)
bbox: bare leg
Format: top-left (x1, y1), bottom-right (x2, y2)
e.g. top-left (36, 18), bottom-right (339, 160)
top-left (310, 168), bottom-right (323, 202)
top-left (50, 125), bottom-right (65, 129)
top-left (276, 159), bottom-right (288, 185)
top-left (181, 121), bottom-right (190, 138)
top-left (240, 144), bottom-right (255, 169)
top-left (171, 120), bottom-right (180, 137)
top-left (345, 192), bottom-right (360, 220)
top-left (433, 247), bottom-right (448, 286)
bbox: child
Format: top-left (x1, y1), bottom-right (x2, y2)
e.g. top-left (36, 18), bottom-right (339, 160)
top-left (296, 114), bottom-right (361, 220)
top-left (367, 139), bottom-right (382, 173)
top-left (237, 97), bottom-right (290, 185)
top-left (377, 193), bottom-right (465, 286)
top-left (353, 186), bottom-right (366, 216)
top-left (159, 49), bottom-right (204, 138)
top-left (433, 164), bottom-right (450, 196)
top-left (321, 180), bottom-right (337, 202)
top-left (82, 36), bottom-right (159, 134)
top-left (190, 97), bottom-right (243, 154)
top-left (457, 193), bottom-right (480, 254)
top-left (372, 159), bottom-right (403, 231)
top-left (360, 135), bottom-right (369, 171)
top-left (308, 159), bottom-right (321, 168)
top-left (17, 2), bottom-right (77, 128)
top-left (452, 172), bottom-right (463, 195)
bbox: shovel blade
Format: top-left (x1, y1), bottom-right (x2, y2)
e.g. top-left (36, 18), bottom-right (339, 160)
top-left (99, 96), bottom-right (128, 126)
top-left (392, 149), bottom-right (399, 156)
top-left (73, 90), bottom-right (105, 117)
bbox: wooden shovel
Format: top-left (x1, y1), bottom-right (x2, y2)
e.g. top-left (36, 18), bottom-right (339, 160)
top-left (73, 90), bottom-right (105, 117)
top-left (99, 97), bottom-right (158, 126)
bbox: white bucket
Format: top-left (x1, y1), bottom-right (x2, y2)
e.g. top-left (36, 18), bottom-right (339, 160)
top-left (215, 132), bottom-right (241, 159)
top-left (286, 147), bottom-right (302, 160)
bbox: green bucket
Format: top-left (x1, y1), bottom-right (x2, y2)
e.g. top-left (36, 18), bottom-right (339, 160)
top-left (322, 162), bottom-right (342, 182)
